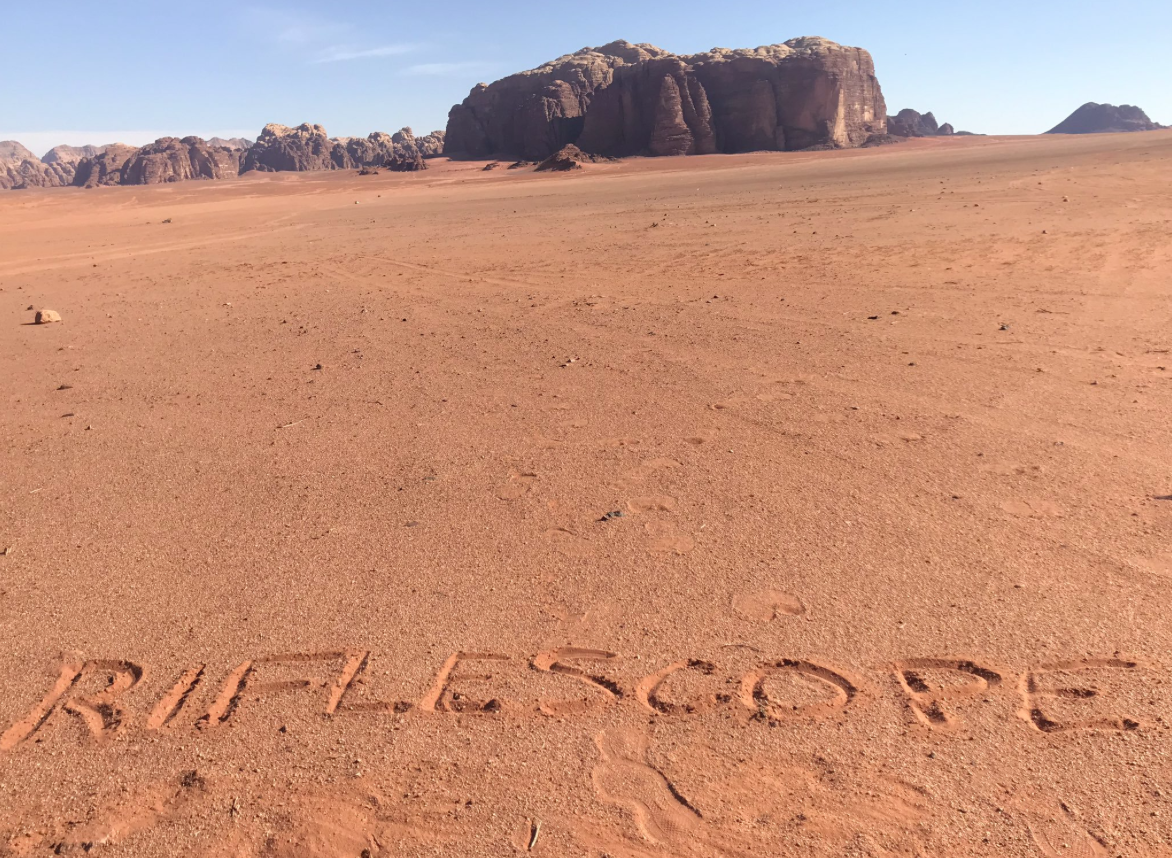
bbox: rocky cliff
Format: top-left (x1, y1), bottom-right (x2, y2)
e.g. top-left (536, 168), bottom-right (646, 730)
top-left (120, 137), bottom-right (243, 184)
top-left (1046, 103), bottom-right (1164, 134)
top-left (72, 144), bottom-right (142, 188)
top-left (444, 37), bottom-right (886, 160)
top-left (242, 123), bottom-right (428, 173)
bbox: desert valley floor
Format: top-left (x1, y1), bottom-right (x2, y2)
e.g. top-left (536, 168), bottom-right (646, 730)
top-left (1, 132), bottom-right (1171, 857)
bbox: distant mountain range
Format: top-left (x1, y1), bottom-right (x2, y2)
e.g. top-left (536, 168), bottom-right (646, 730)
top-left (0, 126), bottom-right (444, 190)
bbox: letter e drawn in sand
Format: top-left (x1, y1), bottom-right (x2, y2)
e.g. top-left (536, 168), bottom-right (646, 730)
top-left (1017, 658), bottom-right (1144, 733)
top-left (531, 647), bottom-right (621, 716)
top-left (893, 658), bottom-right (1004, 729)
top-left (1, 657), bottom-right (144, 749)
top-left (740, 659), bottom-right (861, 722)
top-left (196, 651), bottom-right (370, 728)
top-left (419, 652), bottom-right (512, 713)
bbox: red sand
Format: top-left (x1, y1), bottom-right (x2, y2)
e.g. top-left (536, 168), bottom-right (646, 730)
top-left (1, 132), bottom-right (1171, 857)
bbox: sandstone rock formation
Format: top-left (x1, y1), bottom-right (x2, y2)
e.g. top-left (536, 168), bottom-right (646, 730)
top-left (1, 141), bottom-right (41, 163)
top-left (416, 130), bottom-right (445, 158)
top-left (1046, 103), bottom-right (1164, 134)
top-left (72, 144), bottom-right (141, 188)
top-left (444, 37), bottom-right (886, 160)
top-left (120, 137), bottom-right (243, 185)
top-left (1, 141), bottom-right (78, 189)
top-left (535, 144), bottom-right (616, 172)
top-left (243, 123), bottom-right (344, 172)
top-left (3, 123), bottom-right (430, 191)
top-left (242, 124), bottom-right (427, 173)
top-left (886, 109), bottom-right (955, 138)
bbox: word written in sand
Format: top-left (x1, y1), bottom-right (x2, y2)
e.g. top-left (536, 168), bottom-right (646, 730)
top-left (0, 649), bottom-right (1155, 751)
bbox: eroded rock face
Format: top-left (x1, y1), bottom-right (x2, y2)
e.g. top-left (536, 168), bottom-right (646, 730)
top-left (444, 37), bottom-right (886, 160)
top-left (416, 130), bottom-right (445, 158)
top-left (888, 109), bottom-right (943, 137)
top-left (120, 137), bottom-right (243, 185)
top-left (71, 144), bottom-right (141, 188)
top-left (1046, 103), bottom-right (1164, 134)
top-left (1, 159), bottom-right (76, 189)
top-left (0, 141), bottom-right (38, 162)
top-left (243, 123), bottom-right (345, 172)
top-left (347, 130), bottom-right (425, 172)
top-left (242, 124), bottom-right (426, 173)
top-left (886, 109), bottom-right (971, 138)
top-left (0, 141), bottom-right (78, 189)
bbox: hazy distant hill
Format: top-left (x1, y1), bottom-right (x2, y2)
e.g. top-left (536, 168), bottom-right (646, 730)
top-left (1047, 103), bottom-right (1164, 134)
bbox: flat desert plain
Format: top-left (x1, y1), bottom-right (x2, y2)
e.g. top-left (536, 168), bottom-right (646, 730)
top-left (1, 132), bottom-right (1171, 857)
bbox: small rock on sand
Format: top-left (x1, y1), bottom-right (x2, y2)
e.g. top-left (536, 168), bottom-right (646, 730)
top-left (35, 309), bottom-right (62, 324)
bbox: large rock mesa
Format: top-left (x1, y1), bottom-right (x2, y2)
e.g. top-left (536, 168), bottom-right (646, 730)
top-left (444, 37), bottom-right (887, 160)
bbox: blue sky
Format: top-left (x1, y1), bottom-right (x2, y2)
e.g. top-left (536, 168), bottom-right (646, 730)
top-left (2, 1), bottom-right (1169, 154)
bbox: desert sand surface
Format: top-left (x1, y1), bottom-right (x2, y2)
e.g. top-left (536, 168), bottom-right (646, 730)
top-left (1, 131), bottom-right (1171, 857)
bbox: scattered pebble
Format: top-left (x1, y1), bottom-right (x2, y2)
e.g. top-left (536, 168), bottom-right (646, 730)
top-left (598, 510), bottom-right (625, 522)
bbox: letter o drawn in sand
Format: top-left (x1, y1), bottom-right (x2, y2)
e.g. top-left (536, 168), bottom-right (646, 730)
top-left (740, 659), bottom-right (860, 721)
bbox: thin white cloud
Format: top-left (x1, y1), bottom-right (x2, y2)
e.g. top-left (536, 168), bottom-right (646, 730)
top-left (313, 43), bottom-right (421, 64)
top-left (0, 130), bottom-right (258, 159)
top-left (242, 7), bottom-right (351, 45)
top-left (243, 6), bottom-right (419, 66)
top-left (402, 61), bottom-right (498, 77)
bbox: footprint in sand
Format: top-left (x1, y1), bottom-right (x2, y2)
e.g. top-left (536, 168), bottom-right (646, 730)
top-left (1022, 801), bottom-right (1109, 858)
top-left (753, 391), bottom-right (794, 403)
top-left (645, 521), bottom-right (694, 555)
top-left (1001, 498), bottom-right (1063, 518)
top-left (543, 526), bottom-right (591, 557)
top-left (592, 728), bottom-right (703, 847)
top-left (56, 772), bottom-right (208, 852)
top-left (496, 471), bottom-right (537, 500)
top-left (710, 396), bottom-right (749, 411)
top-left (732, 589), bottom-right (806, 622)
top-left (624, 458), bottom-right (683, 483)
top-left (1134, 553), bottom-right (1172, 579)
top-left (627, 495), bottom-right (678, 513)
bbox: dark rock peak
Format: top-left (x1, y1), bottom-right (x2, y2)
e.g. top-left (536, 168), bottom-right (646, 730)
top-left (887, 109), bottom-right (955, 138)
top-left (1046, 103), bottom-right (1164, 134)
